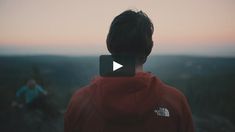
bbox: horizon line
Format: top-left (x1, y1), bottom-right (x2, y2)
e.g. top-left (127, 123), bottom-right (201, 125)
top-left (0, 53), bottom-right (234, 58)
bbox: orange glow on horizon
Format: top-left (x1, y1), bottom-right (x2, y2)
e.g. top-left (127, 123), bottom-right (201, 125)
top-left (0, 0), bottom-right (234, 56)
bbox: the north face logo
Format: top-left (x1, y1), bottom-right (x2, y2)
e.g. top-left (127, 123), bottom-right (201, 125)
top-left (154, 107), bottom-right (170, 117)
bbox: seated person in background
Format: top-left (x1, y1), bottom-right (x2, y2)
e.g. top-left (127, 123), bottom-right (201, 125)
top-left (12, 79), bottom-right (48, 109)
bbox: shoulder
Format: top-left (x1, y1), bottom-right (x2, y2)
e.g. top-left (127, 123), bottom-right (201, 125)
top-left (71, 85), bottom-right (92, 103)
top-left (159, 82), bottom-right (194, 131)
top-left (35, 85), bottom-right (44, 91)
top-left (35, 85), bottom-right (42, 89)
top-left (156, 79), bottom-right (189, 112)
top-left (64, 85), bottom-right (94, 130)
top-left (19, 86), bottom-right (27, 91)
top-left (16, 86), bottom-right (27, 95)
top-left (162, 83), bottom-right (186, 102)
top-left (64, 84), bottom-right (96, 132)
top-left (65, 85), bottom-right (93, 116)
top-left (151, 76), bottom-right (186, 102)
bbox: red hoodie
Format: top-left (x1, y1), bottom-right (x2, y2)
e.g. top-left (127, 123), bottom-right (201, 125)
top-left (64, 72), bottom-right (195, 132)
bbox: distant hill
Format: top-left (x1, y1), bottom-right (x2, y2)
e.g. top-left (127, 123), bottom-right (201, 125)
top-left (0, 55), bottom-right (234, 132)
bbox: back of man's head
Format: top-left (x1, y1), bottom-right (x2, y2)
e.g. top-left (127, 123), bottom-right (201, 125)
top-left (106, 10), bottom-right (154, 65)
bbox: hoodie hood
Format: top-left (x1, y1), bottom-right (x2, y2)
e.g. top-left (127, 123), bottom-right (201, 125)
top-left (91, 72), bottom-right (162, 124)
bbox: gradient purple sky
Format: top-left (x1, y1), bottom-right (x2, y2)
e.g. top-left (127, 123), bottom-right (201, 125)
top-left (0, 0), bottom-right (235, 56)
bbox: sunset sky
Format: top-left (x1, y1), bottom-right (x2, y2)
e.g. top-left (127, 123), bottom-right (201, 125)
top-left (0, 0), bottom-right (235, 56)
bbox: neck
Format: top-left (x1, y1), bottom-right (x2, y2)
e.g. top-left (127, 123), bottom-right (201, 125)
top-left (135, 64), bottom-right (144, 73)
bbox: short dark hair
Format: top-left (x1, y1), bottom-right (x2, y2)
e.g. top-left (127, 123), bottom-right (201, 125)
top-left (106, 10), bottom-right (154, 64)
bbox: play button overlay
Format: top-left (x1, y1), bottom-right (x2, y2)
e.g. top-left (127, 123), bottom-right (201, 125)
top-left (113, 61), bottom-right (123, 71)
top-left (99, 55), bottom-right (135, 77)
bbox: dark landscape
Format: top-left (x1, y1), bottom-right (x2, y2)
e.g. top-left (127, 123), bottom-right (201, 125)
top-left (0, 55), bottom-right (235, 132)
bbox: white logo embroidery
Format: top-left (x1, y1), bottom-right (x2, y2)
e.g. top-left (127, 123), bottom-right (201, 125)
top-left (154, 107), bottom-right (170, 117)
